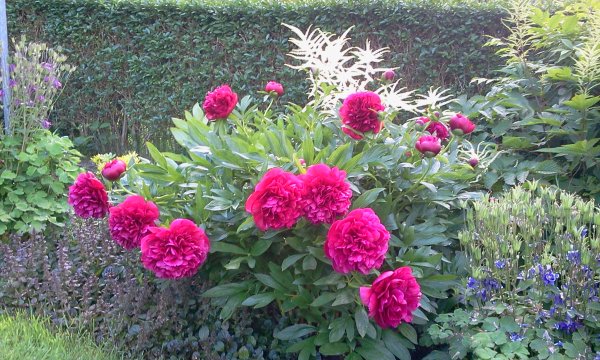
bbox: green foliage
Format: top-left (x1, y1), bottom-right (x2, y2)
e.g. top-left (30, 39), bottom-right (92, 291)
top-left (8, 0), bottom-right (507, 154)
top-left (0, 311), bottom-right (120, 360)
top-left (452, 0), bottom-right (600, 199)
top-left (0, 130), bottom-right (81, 236)
top-left (427, 183), bottom-right (600, 359)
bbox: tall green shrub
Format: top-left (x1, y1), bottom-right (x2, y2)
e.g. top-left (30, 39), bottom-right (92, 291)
top-left (8, 0), bottom-right (507, 154)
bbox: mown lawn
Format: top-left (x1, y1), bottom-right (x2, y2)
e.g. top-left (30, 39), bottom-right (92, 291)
top-left (0, 312), bottom-right (119, 360)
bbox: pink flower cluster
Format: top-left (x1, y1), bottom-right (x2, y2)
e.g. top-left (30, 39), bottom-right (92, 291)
top-left (68, 172), bottom-right (210, 279)
top-left (414, 113), bottom-right (476, 157)
top-left (245, 164), bottom-right (352, 230)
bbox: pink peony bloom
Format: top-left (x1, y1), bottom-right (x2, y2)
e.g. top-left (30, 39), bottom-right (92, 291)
top-left (449, 113), bottom-right (475, 135)
top-left (109, 195), bottom-right (160, 250)
top-left (68, 172), bottom-right (110, 218)
top-left (265, 81), bottom-right (284, 96)
top-left (245, 168), bottom-right (303, 231)
top-left (300, 164), bottom-right (352, 224)
top-left (202, 85), bottom-right (238, 121)
top-left (426, 121), bottom-right (450, 140)
top-left (101, 159), bottom-right (127, 181)
top-left (339, 92), bottom-right (385, 139)
top-left (324, 208), bottom-right (390, 274)
top-left (359, 266), bottom-right (421, 328)
top-left (415, 135), bottom-right (441, 157)
top-left (141, 219), bottom-right (210, 279)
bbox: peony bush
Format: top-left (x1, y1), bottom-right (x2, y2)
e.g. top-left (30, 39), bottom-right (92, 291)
top-left (67, 26), bottom-right (501, 359)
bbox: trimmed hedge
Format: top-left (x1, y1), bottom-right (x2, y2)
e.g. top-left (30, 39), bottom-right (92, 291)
top-left (9, 0), bottom-right (507, 154)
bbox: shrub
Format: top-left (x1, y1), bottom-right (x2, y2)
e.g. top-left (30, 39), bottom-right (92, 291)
top-left (8, 0), bottom-right (507, 154)
top-left (79, 25), bottom-right (501, 359)
top-left (452, 0), bottom-right (600, 199)
top-left (427, 183), bottom-right (600, 359)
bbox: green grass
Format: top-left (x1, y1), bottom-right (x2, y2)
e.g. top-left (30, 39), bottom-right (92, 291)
top-left (0, 312), bottom-right (120, 360)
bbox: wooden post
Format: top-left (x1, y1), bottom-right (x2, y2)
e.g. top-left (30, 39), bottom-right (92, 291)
top-left (0, 0), bottom-right (10, 134)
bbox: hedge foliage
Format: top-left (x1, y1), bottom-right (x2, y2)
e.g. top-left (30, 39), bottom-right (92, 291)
top-left (9, 0), bottom-right (507, 154)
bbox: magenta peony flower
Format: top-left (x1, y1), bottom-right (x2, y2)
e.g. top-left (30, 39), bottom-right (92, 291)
top-left (202, 84), bottom-right (238, 121)
top-left (109, 195), bottom-right (160, 250)
top-left (245, 168), bottom-right (303, 231)
top-left (339, 92), bottom-right (385, 139)
top-left (141, 219), bottom-right (210, 279)
top-left (265, 81), bottom-right (284, 96)
top-left (359, 266), bottom-right (422, 328)
top-left (324, 208), bottom-right (390, 274)
top-left (383, 69), bottom-right (396, 81)
top-left (101, 159), bottom-right (127, 181)
top-left (68, 172), bottom-right (110, 218)
top-left (300, 164), bottom-right (352, 224)
top-left (449, 113), bottom-right (475, 135)
top-left (426, 121), bottom-right (450, 140)
top-left (415, 135), bottom-right (441, 157)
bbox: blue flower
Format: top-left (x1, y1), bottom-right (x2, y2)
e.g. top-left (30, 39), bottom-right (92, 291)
top-left (554, 341), bottom-right (563, 347)
top-left (582, 227), bottom-right (588, 238)
top-left (495, 260), bottom-right (506, 269)
top-left (541, 267), bottom-right (559, 286)
top-left (552, 293), bottom-right (564, 306)
top-left (482, 278), bottom-right (501, 290)
top-left (467, 277), bottom-right (478, 289)
top-left (509, 333), bottom-right (524, 342)
top-left (566, 250), bottom-right (581, 264)
top-left (554, 315), bottom-right (583, 334)
top-left (527, 267), bottom-right (537, 279)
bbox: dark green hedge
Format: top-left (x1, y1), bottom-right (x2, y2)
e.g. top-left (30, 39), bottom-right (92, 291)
top-left (9, 0), bottom-right (507, 154)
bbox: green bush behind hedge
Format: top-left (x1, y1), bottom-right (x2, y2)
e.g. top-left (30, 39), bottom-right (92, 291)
top-left (9, 0), bottom-right (507, 154)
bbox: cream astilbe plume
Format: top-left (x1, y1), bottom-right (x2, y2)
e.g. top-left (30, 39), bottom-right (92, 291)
top-left (284, 24), bottom-right (426, 114)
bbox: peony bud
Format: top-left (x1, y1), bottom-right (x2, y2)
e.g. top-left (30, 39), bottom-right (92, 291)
top-left (469, 157), bottom-right (479, 167)
top-left (415, 135), bottom-right (441, 158)
top-left (102, 159), bottom-right (127, 181)
top-left (383, 69), bottom-right (396, 81)
top-left (265, 81), bottom-right (284, 97)
top-left (449, 113), bottom-right (475, 135)
top-left (416, 116), bottom-right (430, 129)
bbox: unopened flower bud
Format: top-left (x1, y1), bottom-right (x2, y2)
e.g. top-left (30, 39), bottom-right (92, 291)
top-left (383, 69), bottom-right (396, 81)
top-left (469, 157), bottom-right (479, 167)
